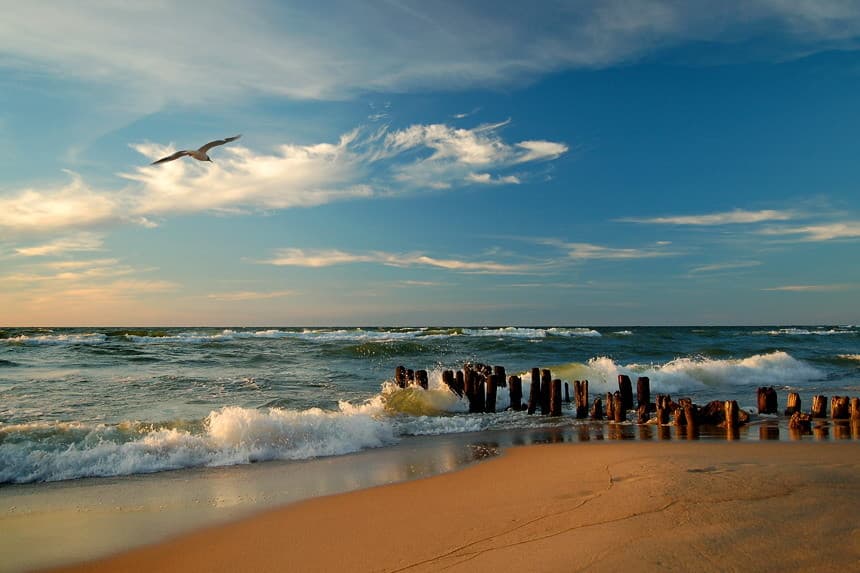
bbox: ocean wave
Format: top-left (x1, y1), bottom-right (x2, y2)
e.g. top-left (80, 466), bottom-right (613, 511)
top-left (753, 328), bottom-right (856, 336)
top-left (541, 351), bottom-right (824, 395)
top-left (463, 327), bottom-right (601, 339)
top-left (837, 354), bottom-right (860, 362)
top-left (4, 333), bottom-right (108, 346)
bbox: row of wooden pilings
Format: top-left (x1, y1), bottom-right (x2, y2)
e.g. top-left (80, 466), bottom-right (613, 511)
top-left (395, 364), bottom-right (860, 431)
top-left (758, 386), bottom-right (860, 431)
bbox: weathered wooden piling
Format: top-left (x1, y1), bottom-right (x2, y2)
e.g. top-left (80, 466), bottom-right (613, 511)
top-left (784, 392), bottom-right (801, 416)
top-left (636, 376), bottom-right (650, 410)
top-left (564, 382), bottom-right (570, 404)
top-left (757, 386), bottom-right (778, 414)
top-left (540, 369), bottom-right (552, 415)
top-left (441, 370), bottom-right (455, 394)
top-left (831, 396), bottom-right (850, 419)
top-left (605, 392), bottom-right (615, 421)
top-left (574, 380), bottom-right (589, 419)
top-left (485, 374), bottom-right (500, 413)
top-left (636, 403), bottom-right (649, 424)
top-left (527, 368), bottom-right (540, 415)
top-left (475, 375), bottom-right (486, 413)
top-left (493, 366), bottom-right (507, 387)
top-left (395, 365), bottom-right (407, 388)
top-left (612, 391), bottom-right (625, 423)
top-left (550, 379), bottom-right (562, 416)
top-left (851, 397), bottom-right (860, 421)
top-left (655, 394), bottom-right (671, 425)
top-left (455, 370), bottom-right (465, 397)
top-left (681, 398), bottom-right (696, 428)
top-left (618, 375), bottom-right (634, 411)
top-left (812, 395), bottom-right (827, 418)
top-left (406, 369), bottom-right (415, 384)
top-left (724, 400), bottom-right (739, 430)
top-left (508, 375), bottom-right (523, 411)
top-left (590, 397), bottom-right (603, 420)
top-left (415, 369), bottom-right (428, 390)
top-left (789, 411), bottom-right (812, 431)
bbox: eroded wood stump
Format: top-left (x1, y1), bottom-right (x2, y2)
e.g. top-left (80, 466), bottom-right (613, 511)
top-left (655, 394), bottom-right (671, 425)
top-left (636, 376), bottom-right (650, 410)
top-left (590, 397), bottom-right (603, 420)
top-left (395, 365), bottom-right (407, 388)
top-left (789, 411), bottom-right (813, 431)
top-left (540, 369), bottom-right (552, 415)
top-left (605, 392), bottom-right (615, 421)
top-left (527, 368), bottom-right (540, 415)
top-left (812, 395), bottom-right (827, 418)
top-left (831, 396), bottom-right (850, 419)
top-left (485, 373), bottom-right (500, 413)
top-left (851, 397), bottom-right (860, 421)
top-left (724, 400), bottom-right (739, 429)
top-left (612, 391), bottom-right (625, 423)
top-left (574, 380), bottom-right (589, 419)
top-left (550, 379), bottom-right (562, 416)
top-left (508, 375), bottom-right (522, 411)
top-left (415, 369), bottom-right (428, 390)
top-left (618, 375), bottom-right (634, 411)
top-left (493, 366), bottom-right (507, 387)
top-left (757, 386), bottom-right (778, 414)
top-left (784, 392), bottom-right (801, 416)
top-left (564, 382), bottom-right (570, 404)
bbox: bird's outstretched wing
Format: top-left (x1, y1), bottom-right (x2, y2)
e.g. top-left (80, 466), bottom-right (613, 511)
top-left (151, 150), bottom-right (191, 165)
top-left (198, 134), bottom-right (241, 153)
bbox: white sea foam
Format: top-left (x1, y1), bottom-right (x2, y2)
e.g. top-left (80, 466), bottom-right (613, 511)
top-left (546, 351), bottom-right (824, 395)
top-left (5, 333), bottom-right (108, 345)
top-left (754, 328), bottom-right (855, 336)
top-left (838, 354), bottom-right (860, 362)
top-left (463, 327), bottom-right (601, 339)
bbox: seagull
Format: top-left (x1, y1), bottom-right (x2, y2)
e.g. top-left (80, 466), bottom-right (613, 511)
top-left (150, 135), bottom-right (241, 165)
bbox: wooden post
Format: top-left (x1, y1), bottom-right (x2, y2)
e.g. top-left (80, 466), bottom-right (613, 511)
top-left (455, 370), bottom-right (465, 397)
top-left (493, 366), bottom-right (507, 387)
top-left (831, 396), bottom-right (850, 419)
top-left (406, 369), bottom-right (415, 384)
top-left (485, 374), bottom-right (500, 413)
top-left (812, 395), bottom-right (827, 418)
top-left (540, 369), bottom-right (552, 415)
top-left (574, 380), bottom-right (589, 419)
top-left (636, 377), bottom-right (650, 410)
top-left (415, 369), bottom-right (428, 390)
top-left (724, 400), bottom-right (739, 430)
top-left (508, 375), bottom-right (522, 410)
top-left (527, 368), bottom-right (540, 415)
top-left (605, 392), bottom-right (615, 421)
top-left (442, 370), bottom-right (454, 394)
top-left (590, 397), bottom-right (603, 420)
top-left (784, 392), bottom-right (801, 416)
top-left (679, 398), bottom-right (696, 428)
top-left (463, 367), bottom-right (477, 413)
top-left (475, 375), bottom-right (486, 413)
top-left (655, 394), bottom-right (671, 425)
top-left (757, 386), bottom-right (777, 414)
top-left (618, 375), bottom-right (633, 411)
top-left (636, 403), bottom-right (649, 424)
top-left (550, 379), bottom-right (562, 416)
top-left (789, 411), bottom-right (812, 431)
top-left (564, 382), bottom-right (571, 404)
top-left (612, 391), bottom-right (625, 423)
top-left (395, 365), bottom-right (407, 388)
top-left (850, 397), bottom-right (860, 421)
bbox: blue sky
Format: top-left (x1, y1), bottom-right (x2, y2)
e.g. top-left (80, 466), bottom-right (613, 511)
top-left (1, 1), bottom-right (859, 326)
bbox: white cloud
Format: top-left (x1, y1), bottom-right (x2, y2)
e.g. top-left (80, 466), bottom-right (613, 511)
top-left (207, 290), bottom-right (296, 301)
top-left (0, 121), bottom-right (565, 234)
top-left (762, 284), bottom-right (855, 292)
top-left (2, 2), bottom-right (858, 105)
top-left (689, 261), bottom-right (762, 274)
top-left (264, 248), bottom-right (538, 274)
top-left (547, 241), bottom-right (676, 260)
top-left (758, 221), bottom-right (860, 241)
top-left (622, 209), bottom-right (794, 225)
top-left (14, 232), bottom-right (104, 256)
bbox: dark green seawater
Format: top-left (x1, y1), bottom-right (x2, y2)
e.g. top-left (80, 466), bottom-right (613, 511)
top-left (1, 326), bottom-right (858, 483)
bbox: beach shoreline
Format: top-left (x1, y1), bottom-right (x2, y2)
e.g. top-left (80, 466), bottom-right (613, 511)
top-left (43, 440), bottom-right (860, 573)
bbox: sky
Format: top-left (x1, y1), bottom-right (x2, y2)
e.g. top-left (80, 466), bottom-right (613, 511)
top-left (1, 0), bottom-right (859, 326)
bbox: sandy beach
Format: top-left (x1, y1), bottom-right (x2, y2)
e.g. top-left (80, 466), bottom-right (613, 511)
top-left (48, 441), bottom-right (860, 573)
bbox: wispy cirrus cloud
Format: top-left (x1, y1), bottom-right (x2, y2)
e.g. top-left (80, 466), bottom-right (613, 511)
top-left (762, 284), bottom-right (856, 292)
top-left (621, 209), bottom-right (794, 225)
top-left (0, 121), bottom-right (566, 235)
top-left (207, 290), bottom-right (297, 301)
top-left (14, 232), bottom-right (104, 256)
top-left (2, 2), bottom-right (859, 106)
top-left (539, 239), bottom-right (677, 261)
top-left (263, 248), bottom-right (539, 274)
top-left (688, 260), bottom-right (762, 274)
top-left (758, 221), bottom-right (860, 241)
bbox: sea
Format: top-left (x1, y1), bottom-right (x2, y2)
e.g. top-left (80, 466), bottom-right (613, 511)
top-left (1, 325), bottom-right (859, 485)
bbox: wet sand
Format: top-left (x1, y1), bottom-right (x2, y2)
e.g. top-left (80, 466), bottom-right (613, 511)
top-left (50, 441), bottom-right (860, 573)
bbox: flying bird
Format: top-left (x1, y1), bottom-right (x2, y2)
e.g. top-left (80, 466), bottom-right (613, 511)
top-left (150, 135), bottom-right (241, 165)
